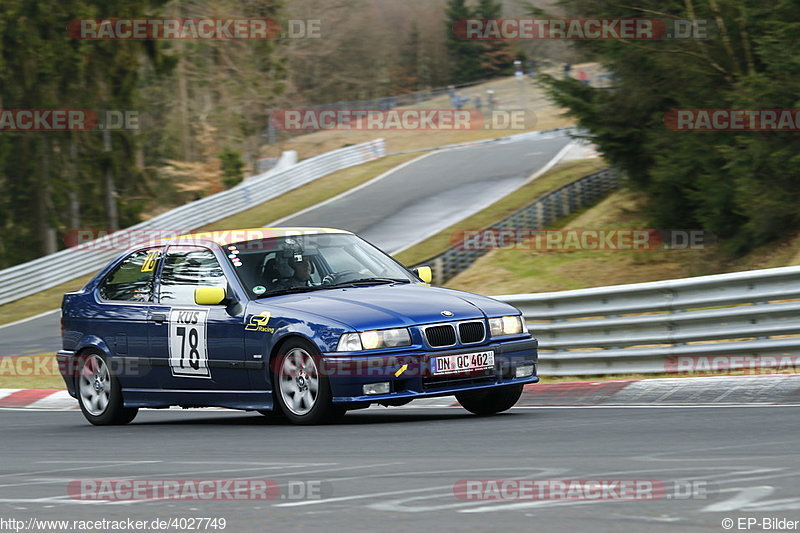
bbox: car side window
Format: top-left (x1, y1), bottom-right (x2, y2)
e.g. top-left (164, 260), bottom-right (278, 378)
top-left (159, 246), bottom-right (227, 305)
top-left (98, 248), bottom-right (162, 302)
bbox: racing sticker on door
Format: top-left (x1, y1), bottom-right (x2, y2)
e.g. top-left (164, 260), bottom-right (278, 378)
top-left (169, 308), bottom-right (211, 378)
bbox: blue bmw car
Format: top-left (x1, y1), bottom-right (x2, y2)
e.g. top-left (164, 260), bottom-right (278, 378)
top-left (58, 228), bottom-right (538, 425)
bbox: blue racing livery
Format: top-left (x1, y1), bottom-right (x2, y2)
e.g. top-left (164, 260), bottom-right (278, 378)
top-left (58, 228), bottom-right (538, 425)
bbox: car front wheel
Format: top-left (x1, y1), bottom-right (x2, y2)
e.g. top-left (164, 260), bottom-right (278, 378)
top-left (272, 339), bottom-right (345, 425)
top-left (76, 352), bottom-right (138, 426)
top-left (455, 384), bottom-right (524, 416)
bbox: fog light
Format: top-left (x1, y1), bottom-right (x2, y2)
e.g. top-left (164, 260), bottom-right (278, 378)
top-left (515, 364), bottom-right (534, 378)
top-left (363, 382), bottom-right (390, 395)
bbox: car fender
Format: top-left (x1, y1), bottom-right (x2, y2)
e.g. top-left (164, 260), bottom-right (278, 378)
top-left (74, 334), bottom-right (114, 359)
top-left (267, 320), bottom-right (350, 359)
top-left (246, 302), bottom-right (352, 356)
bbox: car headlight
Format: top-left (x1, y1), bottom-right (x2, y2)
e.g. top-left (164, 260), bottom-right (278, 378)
top-left (337, 333), bottom-right (363, 351)
top-left (337, 328), bottom-right (412, 351)
top-left (489, 315), bottom-right (527, 336)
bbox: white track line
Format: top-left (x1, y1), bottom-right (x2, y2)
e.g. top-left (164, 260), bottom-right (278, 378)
top-left (390, 139), bottom-right (577, 256)
top-left (0, 308), bottom-right (60, 330)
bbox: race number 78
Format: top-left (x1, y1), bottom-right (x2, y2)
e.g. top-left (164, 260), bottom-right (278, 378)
top-left (175, 326), bottom-right (200, 370)
top-left (169, 309), bottom-right (210, 378)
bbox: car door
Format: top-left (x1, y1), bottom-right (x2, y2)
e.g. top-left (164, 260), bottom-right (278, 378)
top-left (94, 246), bottom-right (164, 390)
top-left (148, 244), bottom-right (248, 391)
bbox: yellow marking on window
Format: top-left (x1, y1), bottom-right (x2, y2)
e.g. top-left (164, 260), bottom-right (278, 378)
top-left (141, 250), bottom-right (160, 272)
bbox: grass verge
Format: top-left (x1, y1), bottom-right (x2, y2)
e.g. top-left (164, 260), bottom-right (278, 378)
top-left (0, 275), bottom-right (93, 327)
top-left (446, 188), bottom-right (800, 295)
top-left (0, 354), bottom-right (66, 389)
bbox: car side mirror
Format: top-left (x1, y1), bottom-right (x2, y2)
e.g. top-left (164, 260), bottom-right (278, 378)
top-left (195, 286), bottom-right (227, 306)
top-left (413, 266), bottom-right (432, 284)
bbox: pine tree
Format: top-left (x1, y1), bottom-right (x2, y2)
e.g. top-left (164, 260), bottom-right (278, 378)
top-left (444, 0), bottom-right (482, 83)
top-left (538, 0), bottom-right (800, 253)
top-left (395, 22), bottom-right (422, 92)
top-left (475, 0), bottom-right (514, 77)
top-left (0, 0), bottom-right (170, 265)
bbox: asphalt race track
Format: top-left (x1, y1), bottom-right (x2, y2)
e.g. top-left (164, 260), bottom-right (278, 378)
top-left (0, 310), bottom-right (61, 357)
top-left (274, 132), bottom-right (574, 254)
top-left (0, 132), bottom-right (573, 358)
top-left (0, 406), bottom-right (799, 532)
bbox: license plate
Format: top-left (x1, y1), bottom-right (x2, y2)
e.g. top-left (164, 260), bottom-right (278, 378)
top-left (431, 351), bottom-right (494, 376)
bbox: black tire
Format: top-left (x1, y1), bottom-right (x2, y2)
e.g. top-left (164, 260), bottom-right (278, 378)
top-left (455, 384), bottom-right (524, 416)
top-left (271, 338), bottom-right (346, 425)
top-left (76, 351), bottom-right (138, 426)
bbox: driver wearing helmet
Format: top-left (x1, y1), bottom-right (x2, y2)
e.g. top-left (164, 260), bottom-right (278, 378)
top-left (270, 238), bottom-right (316, 289)
top-left (284, 256), bottom-right (314, 287)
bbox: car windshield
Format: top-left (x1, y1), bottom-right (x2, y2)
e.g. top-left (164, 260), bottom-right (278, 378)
top-left (223, 232), bottom-right (417, 298)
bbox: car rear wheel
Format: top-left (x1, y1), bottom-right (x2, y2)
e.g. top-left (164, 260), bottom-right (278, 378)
top-left (272, 339), bottom-right (345, 425)
top-left (76, 352), bottom-right (138, 426)
top-left (455, 384), bottom-right (524, 416)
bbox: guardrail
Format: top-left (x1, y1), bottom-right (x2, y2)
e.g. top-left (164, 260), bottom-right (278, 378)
top-left (418, 167), bottom-right (620, 284)
top-left (0, 139), bottom-right (386, 306)
top-left (497, 266), bottom-right (800, 376)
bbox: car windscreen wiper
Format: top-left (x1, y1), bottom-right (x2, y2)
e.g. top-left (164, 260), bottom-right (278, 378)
top-left (262, 285), bottom-right (333, 297)
top-left (326, 278), bottom-right (412, 288)
top-left (263, 278), bottom-right (412, 296)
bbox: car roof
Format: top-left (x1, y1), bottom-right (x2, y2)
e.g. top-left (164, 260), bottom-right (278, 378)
top-left (165, 227), bottom-right (353, 247)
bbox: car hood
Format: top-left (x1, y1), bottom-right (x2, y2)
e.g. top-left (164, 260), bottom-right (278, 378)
top-left (260, 283), bottom-right (519, 331)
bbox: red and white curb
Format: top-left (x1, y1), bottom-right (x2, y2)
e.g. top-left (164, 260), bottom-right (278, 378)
top-left (516, 374), bottom-right (800, 406)
top-left (0, 389), bottom-right (77, 410)
top-left (2, 374), bottom-right (799, 411)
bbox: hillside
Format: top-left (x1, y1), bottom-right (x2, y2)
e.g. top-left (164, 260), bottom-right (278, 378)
top-left (446, 188), bottom-right (800, 295)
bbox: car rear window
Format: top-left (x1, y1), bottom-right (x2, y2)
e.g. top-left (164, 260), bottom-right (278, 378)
top-left (98, 248), bottom-right (162, 302)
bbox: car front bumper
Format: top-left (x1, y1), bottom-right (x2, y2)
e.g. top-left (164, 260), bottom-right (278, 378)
top-left (322, 338), bottom-right (538, 403)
